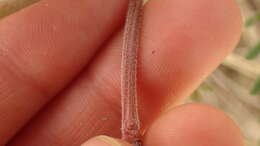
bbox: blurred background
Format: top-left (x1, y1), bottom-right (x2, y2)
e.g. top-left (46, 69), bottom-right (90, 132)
top-left (0, 0), bottom-right (260, 145)
top-left (187, 1), bottom-right (260, 146)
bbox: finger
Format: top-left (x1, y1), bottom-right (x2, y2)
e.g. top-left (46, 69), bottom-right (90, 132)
top-left (144, 103), bottom-right (244, 146)
top-left (0, 0), bottom-right (128, 144)
top-left (8, 0), bottom-right (241, 145)
top-left (81, 136), bottom-right (132, 146)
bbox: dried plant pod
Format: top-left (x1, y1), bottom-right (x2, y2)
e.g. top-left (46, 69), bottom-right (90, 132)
top-left (121, 0), bottom-right (143, 145)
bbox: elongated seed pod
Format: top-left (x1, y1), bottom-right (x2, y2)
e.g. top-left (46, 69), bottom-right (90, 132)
top-left (121, 0), bottom-right (143, 145)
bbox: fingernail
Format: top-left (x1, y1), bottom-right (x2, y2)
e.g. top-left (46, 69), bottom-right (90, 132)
top-left (81, 135), bottom-right (122, 146)
top-left (97, 136), bottom-right (122, 146)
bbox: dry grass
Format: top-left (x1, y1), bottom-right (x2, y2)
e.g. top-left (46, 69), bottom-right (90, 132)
top-left (0, 0), bottom-right (39, 19)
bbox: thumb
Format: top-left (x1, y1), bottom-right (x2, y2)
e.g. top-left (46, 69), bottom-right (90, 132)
top-left (81, 136), bottom-right (132, 146)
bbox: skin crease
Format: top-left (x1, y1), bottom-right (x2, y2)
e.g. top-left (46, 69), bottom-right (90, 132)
top-left (0, 0), bottom-right (128, 144)
top-left (143, 103), bottom-right (244, 146)
top-left (80, 104), bottom-right (244, 146)
top-left (0, 0), bottom-right (242, 145)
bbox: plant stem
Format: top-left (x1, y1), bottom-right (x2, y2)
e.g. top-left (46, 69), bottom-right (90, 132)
top-left (121, 0), bottom-right (143, 145)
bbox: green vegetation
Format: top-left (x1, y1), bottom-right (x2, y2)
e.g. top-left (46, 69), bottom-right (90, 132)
top-left (246, 13), bottom-right (260, 27)
top-left (246, 42), bottom-right (260, 60)
top-left (245, 15), bottom-right (260, 95)
top-left (251, 78), bottom-right (260, 95)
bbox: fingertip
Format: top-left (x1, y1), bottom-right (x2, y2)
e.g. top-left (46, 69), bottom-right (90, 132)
top-left (144, 103), bottom-right (244, 146)
top-left (139, 0), bottom-right (243, 107)
top-left (145, 0), bottom-right (242, 52)
top-left (81, 136), bottom-right (132, 146)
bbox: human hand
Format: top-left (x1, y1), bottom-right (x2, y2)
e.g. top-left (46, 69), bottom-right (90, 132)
top-left (0, 0), bottom-right (243, 145)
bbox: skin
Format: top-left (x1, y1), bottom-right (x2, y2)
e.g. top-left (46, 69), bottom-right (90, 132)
top-left (0, 0), bottom-right (242, 145)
